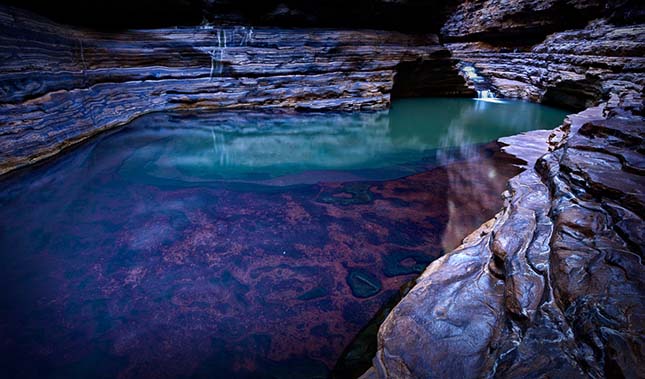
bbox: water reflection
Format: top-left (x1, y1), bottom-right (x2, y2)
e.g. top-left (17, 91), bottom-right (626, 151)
top-left (116, 98), bottom-right (568, 183)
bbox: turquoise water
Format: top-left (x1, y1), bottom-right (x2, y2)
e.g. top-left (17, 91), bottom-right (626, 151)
top-left (0, 98), bottom-right (568, 379)
top-left (114, 98), bottom-right (568, 183)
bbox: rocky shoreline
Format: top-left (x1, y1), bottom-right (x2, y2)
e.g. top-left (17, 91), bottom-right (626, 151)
top-left (361, 99), bottom-right (644, 378)
top-left (356, 2), bottom-right (644, 377)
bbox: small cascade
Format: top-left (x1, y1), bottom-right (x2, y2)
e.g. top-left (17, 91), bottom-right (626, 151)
top-left (235, 26), bottom-right (254, 46)
top-left (477, 89), bottom-right (496, 99)
top-left (461, 65), bottom-right (487, 89)
top-left (205, 26), bottom-right (254, 80)
top-left (457, 63), bottom-right (504, 103)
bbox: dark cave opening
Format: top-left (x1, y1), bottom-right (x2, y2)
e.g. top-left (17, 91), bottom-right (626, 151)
top-left (391, 60), bottom-right (475, 100)
top-left (541, 79), bottom-right (604, 112)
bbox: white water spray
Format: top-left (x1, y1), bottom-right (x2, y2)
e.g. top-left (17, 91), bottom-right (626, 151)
top-left (207, 26), bottom-right (253, 80)
top-left (458, 63), bottom-right (505, 102)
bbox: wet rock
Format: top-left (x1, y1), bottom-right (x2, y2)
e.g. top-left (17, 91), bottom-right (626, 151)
top-left (360, 104), bottom-right (645, 379)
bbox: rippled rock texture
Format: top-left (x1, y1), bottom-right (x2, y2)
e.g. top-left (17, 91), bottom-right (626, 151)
top-left (442, 0), bottom-right (643, 41)
top-left (0, 5), bottom-right (470, 176)
top-left (361, 104), bottom-right (645, 378)
top-left (443, 0), bottom-right (645, 112)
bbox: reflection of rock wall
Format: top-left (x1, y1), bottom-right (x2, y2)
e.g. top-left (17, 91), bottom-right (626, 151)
top-left (438, 151), bottom-right (513, 252)
top-left (436, 107), bottom-right (506, 252)
top-left (0, 5), bottom-right (469, 176)
top-left (122, 111), bottom-right (396, 177)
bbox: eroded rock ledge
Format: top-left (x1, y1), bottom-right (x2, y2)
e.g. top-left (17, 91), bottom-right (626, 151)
top-left (442, 0), bottom-right (645, 113)
top-left (359, 4), bottom-right (645, 376)
top-left (360, 104), bottom-right (644, 378)
top-left (446, 21), bottom-right (645, 113)
top-left (0, 5), bottom-right (470, 176)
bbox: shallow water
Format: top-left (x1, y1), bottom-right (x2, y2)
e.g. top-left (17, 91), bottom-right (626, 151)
top-left (0, 98), bottom-right (567, 379)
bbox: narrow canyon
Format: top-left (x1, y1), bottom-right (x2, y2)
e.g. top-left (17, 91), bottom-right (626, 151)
top-left (0, 1), bottom-right (643, 378)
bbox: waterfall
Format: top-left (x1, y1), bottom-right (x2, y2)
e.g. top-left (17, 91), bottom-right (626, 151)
top-left (477, 89), bottom-right (495, 99)
top-left (457, 63), bottom-right (504, 102)
top-left (207, 26), bottom-right (254, 80)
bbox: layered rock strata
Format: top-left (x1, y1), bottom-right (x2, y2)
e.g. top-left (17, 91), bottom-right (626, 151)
top-left (0, 5), bottom-right (470, 176)
top-left (442, 0), bottom-right (645, 112)
top-left (441, 0), bottom-right (643, 41)
top-left (446, 20), bottom-right (645, 112)
top-left (361, 104), bottom-right (645, 378)
top-left (356, 3), bottom-right (645, 376)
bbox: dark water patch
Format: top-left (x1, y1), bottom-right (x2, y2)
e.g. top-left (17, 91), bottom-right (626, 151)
top-left (316, 182), bottom-right (374, 206)
top-left (333, 282), bottom-right (416, 379)
top-left (383, 250), bottom-right (437, 277)
top-left (346, 269), bottom-right (382, 298)
top-left (298, 286), bottom-right (329, 301)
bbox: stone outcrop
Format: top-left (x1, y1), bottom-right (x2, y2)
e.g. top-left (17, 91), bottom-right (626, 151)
top-left (446, 20), bottom-right (645, 112)
top-left (0, 5), bottom-right (470, 176)
top-left (441, 0), bottom-right (644, 41)
top-left (355, 2), bottom-right (645, 377)
top-left (360, 103), bottom-right (645, 378)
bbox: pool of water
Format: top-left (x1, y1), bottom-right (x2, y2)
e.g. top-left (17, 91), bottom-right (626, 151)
top-left (0, 98), bottom-right (568, 379)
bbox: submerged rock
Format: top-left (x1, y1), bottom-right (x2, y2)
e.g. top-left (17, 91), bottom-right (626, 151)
top-left (347, 269), bottom-right (383, 298)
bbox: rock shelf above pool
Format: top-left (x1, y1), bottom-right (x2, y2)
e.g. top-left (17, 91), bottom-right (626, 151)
top-left (0, 4), bottom-right (473, 176)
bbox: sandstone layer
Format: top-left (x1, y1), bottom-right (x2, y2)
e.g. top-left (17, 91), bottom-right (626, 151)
top-left (0, 5), bottom-right (470, 176)
top-left (441, 0), bottom-right (643, 41)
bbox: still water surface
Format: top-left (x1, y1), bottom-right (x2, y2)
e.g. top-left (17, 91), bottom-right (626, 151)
top-left (0, 98), bottom-right (567, 379)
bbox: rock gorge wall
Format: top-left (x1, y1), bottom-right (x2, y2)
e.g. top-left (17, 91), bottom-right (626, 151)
top-left (361, 101), bottom-right (645, 379)
top-left (446, 22), bottom-right (645, 113)
top-left (0, 5), bottom-right (471, 176)
top-left (443, 0), bottom-right (645, 112)
top-left (1, 2), bottom-right (644, 377)
top-left (361, 1), bottom-right (645, 378)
